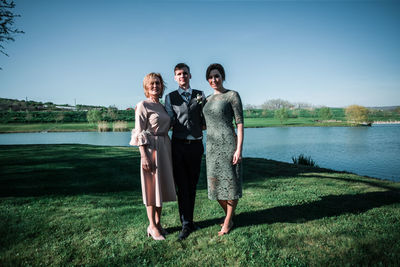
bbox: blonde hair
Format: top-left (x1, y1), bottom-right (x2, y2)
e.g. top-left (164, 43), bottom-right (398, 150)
top-left (143, 72), bottom-right (166, 98)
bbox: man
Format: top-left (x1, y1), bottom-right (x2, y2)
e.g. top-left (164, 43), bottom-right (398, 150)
top-left (165, 63), bottom-right (205, 240)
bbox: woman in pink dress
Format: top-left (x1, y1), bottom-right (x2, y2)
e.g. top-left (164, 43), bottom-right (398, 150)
top-left (130, 73), bottom-right (176, 240)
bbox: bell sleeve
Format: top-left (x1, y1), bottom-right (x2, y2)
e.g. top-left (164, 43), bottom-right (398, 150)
top-left (129, 101), bottom-right (150, 146)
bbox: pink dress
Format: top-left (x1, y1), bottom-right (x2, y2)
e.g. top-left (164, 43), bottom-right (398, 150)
top-left (130, 100), bottom-right (176, 207)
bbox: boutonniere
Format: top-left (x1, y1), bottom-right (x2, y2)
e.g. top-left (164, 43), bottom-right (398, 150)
top-left (196, 94), bottom-right (203, 105)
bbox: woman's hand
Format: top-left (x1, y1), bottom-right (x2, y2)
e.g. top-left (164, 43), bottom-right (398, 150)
top-left (232, 149), bottom-right (242, 165)
top-left (141, 153), bottom-right (154, 172)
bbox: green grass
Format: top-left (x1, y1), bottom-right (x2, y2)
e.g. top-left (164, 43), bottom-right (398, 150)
top-left (0, 119), bottom-right (351, 133)
top-left (0, 122), bottom-right (135, 133)
top-left (244, 118), bottom-right (351, 127)
top-left (1, 145), bottom-right (400, 266)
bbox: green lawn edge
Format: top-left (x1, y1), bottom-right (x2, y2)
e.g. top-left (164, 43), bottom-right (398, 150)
top-left (0, 119), bottom-right (360, 133)
top-left (1, 144), bottom-right (399, 266)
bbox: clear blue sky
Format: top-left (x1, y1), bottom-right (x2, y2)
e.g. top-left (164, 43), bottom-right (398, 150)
top-left (1, 0), bottom-right (399, 109)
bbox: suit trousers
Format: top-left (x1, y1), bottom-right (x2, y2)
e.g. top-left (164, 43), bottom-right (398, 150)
top-left (171, 139), bottom-right (204, 228)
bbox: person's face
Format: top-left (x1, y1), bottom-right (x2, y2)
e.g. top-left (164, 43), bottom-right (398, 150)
top-left (174, 67), bottom-right (191, 89)
top-left (147, 77), bottom-right (162, 98)
top-left (207, 69), bottom-right (223, 90)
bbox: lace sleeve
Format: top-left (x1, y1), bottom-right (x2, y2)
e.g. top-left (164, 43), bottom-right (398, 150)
top-left (230, 91), bottom-right (243, 125)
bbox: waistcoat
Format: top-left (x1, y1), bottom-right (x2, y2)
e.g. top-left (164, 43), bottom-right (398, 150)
top-left (169, 89), bottom-right (204, 139)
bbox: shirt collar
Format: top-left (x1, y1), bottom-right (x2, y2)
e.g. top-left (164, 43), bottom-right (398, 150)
top-left (178, 87), bottom-right (192, 95)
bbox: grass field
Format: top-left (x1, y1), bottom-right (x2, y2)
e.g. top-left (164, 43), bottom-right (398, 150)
top-left (0, 119), bottom-right (352, 133)
top-left (243, 118), bottom-right (350, 127)
top-left (1, 144), bottom-right (399, 266)
top-left (0, 122), bottom-right (135, 133)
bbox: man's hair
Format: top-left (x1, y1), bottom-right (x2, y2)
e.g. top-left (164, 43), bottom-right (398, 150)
top-left (174, 63), bottom-right (190, 73)
top-left (206, 63), bottom-right (225, 81)
top-left (143, 72), bottom-right (166, 98)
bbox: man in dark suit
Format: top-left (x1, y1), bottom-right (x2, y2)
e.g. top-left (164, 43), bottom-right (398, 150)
top-left (165, 63), bottom-right (205, 240)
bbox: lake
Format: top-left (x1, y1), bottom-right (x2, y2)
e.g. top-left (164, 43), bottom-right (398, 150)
top-left (0, 125), bottom-right (399, 182)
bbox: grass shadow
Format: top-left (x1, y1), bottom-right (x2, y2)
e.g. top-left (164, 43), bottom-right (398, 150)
top-left (0, 144), bottom-right (142, 197)
top-left (196, 190), bottom-right (400, 230)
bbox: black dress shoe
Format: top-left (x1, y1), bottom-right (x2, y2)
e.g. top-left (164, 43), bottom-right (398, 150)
top-left (178, 227), bottom-right (192, 240)
top-left (191, 224), bottom-right (201, 231)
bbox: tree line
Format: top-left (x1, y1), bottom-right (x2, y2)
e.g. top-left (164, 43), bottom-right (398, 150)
top-left (245, 99), bottom-right (400, 124)
top-left (0, 109), bottom-right (134, 123)
top-left (1, 97), bottom-right (399, 124)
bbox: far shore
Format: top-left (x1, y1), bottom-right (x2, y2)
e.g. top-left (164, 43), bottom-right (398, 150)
top-left (373, 121), bottom-right (400, 124)
top-left (0, 119), bottom-right (399, 133)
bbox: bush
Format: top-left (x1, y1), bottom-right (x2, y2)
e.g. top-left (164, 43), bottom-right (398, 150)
top-left (292, 154), bottom-right (318, 167)
top-left (274, 108), bottom-right (289, 124)
top-left (87, 109), bottom-right (102, 124)
top-left (345, 105), bottom-right (369, 124)
top-left (97, 121), bottom-right (110, 132)
top-left (112, 121), bottom-right (128, 132)
top-left (318, 107), bottom-right (333, 121)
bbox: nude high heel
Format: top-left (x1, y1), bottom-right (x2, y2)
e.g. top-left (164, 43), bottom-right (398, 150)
top-left (218, 221), bottom-right (234, 236)
top-left (147, 226), bottom-right (165, 241)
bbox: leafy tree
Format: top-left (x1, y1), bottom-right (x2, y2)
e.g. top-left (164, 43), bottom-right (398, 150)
top-left (274, 108), bottom-right (289, 124)
top-left (345, 105), bottom-right (369, 124)
top-left (25, 110), bottom-right (32, 122)
top-left (87, 109), bottom-right (102, 124)
top-left (0, 0), bottom-right (24, 67)
top-left (261, 109), bottom-right (270, 118)
top-left (55, 112), bottom-right (64, 123)
top-left (261, 99), bottom-right (294, 110)
top-left (107, 105), bottom-right (118, 121)
top-left (244, 104), bottom-right (258, 110)
top-left (245, 109), bottom-right (253, 117)
top-left (292, 102), bottom-right (312, 109)
top-left (318, 107), bottom-right (333, 121)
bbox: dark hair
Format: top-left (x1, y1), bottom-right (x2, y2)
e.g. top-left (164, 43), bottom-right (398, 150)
top-left (206, 63), bottom-right (225, 81)
top-left (174, 63), bottom-right (190, 73)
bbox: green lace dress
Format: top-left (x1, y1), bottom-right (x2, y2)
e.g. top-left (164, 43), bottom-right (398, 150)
top-left (203, 90), bottom-right (244, 200)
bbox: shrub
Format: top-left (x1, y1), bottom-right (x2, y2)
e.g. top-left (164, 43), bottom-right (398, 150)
top-left (274, 108), bottom-right (289, 124)
top-left (112, 121), bottom-right (128, 132)
top-left (345, 105), bottom-right (369, 124)
top-left (87, 109), bottom-right (102, 124)
top-left (318, 107), bottom-right (333, 121)
top-left (292, 154), bottom-right (318, 167)
top-left (97, 121), bottom-right (110, 132)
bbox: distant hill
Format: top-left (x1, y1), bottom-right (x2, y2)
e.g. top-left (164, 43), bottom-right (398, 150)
top-left (367, 106), bottom-right (400, 111)
top-left (0, 98), bottom-right (108, 112)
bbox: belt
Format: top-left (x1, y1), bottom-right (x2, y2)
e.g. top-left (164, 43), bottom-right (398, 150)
top-left (172, 138), bottom-right (202, 144)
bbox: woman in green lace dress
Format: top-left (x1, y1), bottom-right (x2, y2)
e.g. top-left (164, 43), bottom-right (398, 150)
top-left (203, 63), bottom-right (244, 236)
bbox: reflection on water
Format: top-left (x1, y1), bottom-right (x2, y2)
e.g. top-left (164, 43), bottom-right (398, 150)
top-left (1, 125), bottom-right (399, 181)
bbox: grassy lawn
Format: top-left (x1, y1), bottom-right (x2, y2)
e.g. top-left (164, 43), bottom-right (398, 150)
top-left (0, 122), bottom-right (136, 133)
top-left (0, 120), bottom-right (351, 133)
top-left (1, 144), bottom-right (399, 266)
top-left (0, 122), bottom-right (99, 133)
top-left (244, 118), bottom-right (351, 127)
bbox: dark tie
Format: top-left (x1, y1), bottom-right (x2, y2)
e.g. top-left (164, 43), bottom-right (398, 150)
top-left (182, 92), bottom-right (190, 103)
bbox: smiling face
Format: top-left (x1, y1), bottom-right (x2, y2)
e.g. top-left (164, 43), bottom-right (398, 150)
top-left (174, 67), bottom-right (191, 89)
top-left (146, 77), bottom-right (162, 98)
top-left (207, 69), bottom-right (223, 91)
top-left (143, 73), bottom-right (165, 99)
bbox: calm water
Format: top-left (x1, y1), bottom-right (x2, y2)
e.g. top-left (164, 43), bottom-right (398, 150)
top-left (1, 125), bottom-right (399, 181)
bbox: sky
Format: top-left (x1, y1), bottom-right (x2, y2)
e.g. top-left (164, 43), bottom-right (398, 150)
top-left (1, 0), bottom-right (399, 109)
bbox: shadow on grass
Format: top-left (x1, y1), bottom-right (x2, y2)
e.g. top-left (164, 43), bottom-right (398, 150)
top-left (0, 144), bottom-right (142, 197)
top-left (196, 157), bottom-right (400, 230)
top-left (195, 190), bottom-right (400, 230)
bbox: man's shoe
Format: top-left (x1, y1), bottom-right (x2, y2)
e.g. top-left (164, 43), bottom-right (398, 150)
top-left (191, 224), bottom-right (201, 231)
top-left (178, 227), bottom-right (192, 240)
